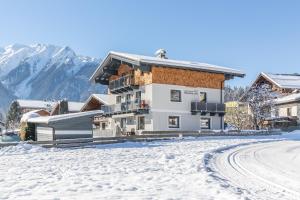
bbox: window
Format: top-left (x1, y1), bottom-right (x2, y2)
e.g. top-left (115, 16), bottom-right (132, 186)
top-left (135, 91), bottom-right (142, 103)
top-left (120, 118), bottom-right (127, 128)
top-left (168, 116), bottom-right (180, 128)
top-left (137, 116), bottom-right (145, 130)
top-left (101, 123), bottom-right (106, 130)
top-left (126, 94), bottom-right (132, 102)
top-left (116, 95), bottom-right (122, 104)
top-left (287, 108), bottom-right (292, 116)
top-left (170, 90), bottom-right (181, 102)
top-left (199, 92), bottom-right (207, 103)
top-left (200, 118), bottom-right (211, 129)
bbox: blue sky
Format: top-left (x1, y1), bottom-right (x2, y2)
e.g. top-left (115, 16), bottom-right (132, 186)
top-left (1, 0), bottom-right (300, 86)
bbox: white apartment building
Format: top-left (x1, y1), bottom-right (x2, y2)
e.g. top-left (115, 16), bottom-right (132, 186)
top-left (90, 50), bottom-right (244, 136)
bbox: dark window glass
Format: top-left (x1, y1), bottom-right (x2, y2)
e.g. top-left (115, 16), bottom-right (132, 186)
top-left (116, 96), bottom-right (122, 104)
top-left (126, 94), bottom-right (132, 102)
top-left (168, 116), bottom-right (180, 128)
top-left (200, 92), bottom-right (207, 103)
top-left (101, 123), bottom-right (106, 130)
top-left (121, 118), bottom-right (126, 128)
top-left (287, 108), bottom-right (292, 116)
top-left (138, 116), bottom-right (145, 130)
top-left (201, 118), bottom-right (211, 129)
top-left (170, 90), bottom-right (181, 102)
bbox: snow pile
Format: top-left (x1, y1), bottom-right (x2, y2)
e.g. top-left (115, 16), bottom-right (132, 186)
top-left (0, 142), bottom-right (47, 156)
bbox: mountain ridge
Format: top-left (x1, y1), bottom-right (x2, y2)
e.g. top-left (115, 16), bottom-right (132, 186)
top-left (0, 43), bottom-right (105, 116)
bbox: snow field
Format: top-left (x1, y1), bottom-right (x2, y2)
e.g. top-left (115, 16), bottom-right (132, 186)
top-left (0, 137), bottom-right (260, 200)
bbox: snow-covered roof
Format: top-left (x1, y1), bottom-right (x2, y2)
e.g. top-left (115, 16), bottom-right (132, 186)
top-left (17, 99), bottom-right (56, 109)
top-left (80, 94), bottom-right (109, 112)
top-left (259, 72), bottom-right (300, 89)
top-left (90, 94), bottom-right (109, 105)
top-left (20, 110), bottom-right (41, 123)
top-left (68, 102), bottom-right (84, 112)
top-left (28, 110), bottom-right (103, 124)
top-left (90, 51), bottom-right (245, 83)
top-left (275, 93), bottom-right (300, 105)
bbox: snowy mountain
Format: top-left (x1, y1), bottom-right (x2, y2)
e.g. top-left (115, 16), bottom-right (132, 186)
top-left (0, 44), bottom-right (105, 114)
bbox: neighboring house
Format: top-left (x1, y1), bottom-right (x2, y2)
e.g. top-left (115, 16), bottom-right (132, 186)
top-left (250, 72), bottom-right (300, 94)
top-left (242, 72), bottom-right (300, 128)
top-left (27, 110), bottom-right (103, 141)
top-left (80, 94), bottom-right (111, 137)
top-left (90, 50), bottom-right (244, 136)
top-left (16, 99), bottom-right (56, 114)
top-left (50, 101), bottom-right (84, 115)
top-left (271, 93), bottom-right (300, 125)
top-left (19, 109), bottom-right (50, 140)
top-left (80, 94), bottom-right (110, 112)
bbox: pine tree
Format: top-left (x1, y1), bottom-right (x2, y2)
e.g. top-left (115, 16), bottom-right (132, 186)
top-left (6, 101), bottom-right (22, 130)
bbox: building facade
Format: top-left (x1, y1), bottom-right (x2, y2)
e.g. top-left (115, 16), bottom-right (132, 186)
top-left (90, 50), bottom-right (244, 136)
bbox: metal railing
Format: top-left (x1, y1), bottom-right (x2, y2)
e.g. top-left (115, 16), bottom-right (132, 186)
top-left (191, 102), bottom-right (225, 113)
top-left (101, 99), bottom-right (149, 115)
top-left (108, 74), bottom-right (134, 92)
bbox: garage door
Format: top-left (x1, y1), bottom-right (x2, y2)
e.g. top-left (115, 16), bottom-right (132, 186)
top-left (36, 127), bottom-right (53, 141)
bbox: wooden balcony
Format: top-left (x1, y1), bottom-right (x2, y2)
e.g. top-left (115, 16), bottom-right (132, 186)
top-left (108, 74), bottom-right (138, 94)
top-left (191, 102), bottom-right (225, 116)
top-left (101, 100), bottom-right (149, 116)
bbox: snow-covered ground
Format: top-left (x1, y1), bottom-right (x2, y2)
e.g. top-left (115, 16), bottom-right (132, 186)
top-left (0, 132), bottom-right (299, 200)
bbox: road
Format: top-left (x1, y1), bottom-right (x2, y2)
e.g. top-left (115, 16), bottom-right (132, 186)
top-left (209, 140), bottom-right (300, 200)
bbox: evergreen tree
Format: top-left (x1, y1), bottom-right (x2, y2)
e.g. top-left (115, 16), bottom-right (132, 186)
top-left (6, 101), bottom-right (22, 129)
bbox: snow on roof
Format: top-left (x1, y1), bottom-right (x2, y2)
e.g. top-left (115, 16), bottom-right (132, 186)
top-left (68, 102), bottom-right (84, 112)
top-left (80, 94), bottom-right (109, 112)
top-left (27, 110), bottom-right (103, 124)
top-left (261, 72), bottom-right (300, 89)
top-left (90, 51), bottom-right (245, 82)
top-left (275, 93), bottom-right (300, 105)
top-left (17, 99), bottom-right (56, 109)
top-left (91, 94), bottom-right (109, 105)
top-left (20, 110), bottom-right (41, 123)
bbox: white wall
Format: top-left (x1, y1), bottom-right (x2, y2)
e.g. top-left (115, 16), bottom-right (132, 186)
top-left (150, 83), bottom-right (223, 112)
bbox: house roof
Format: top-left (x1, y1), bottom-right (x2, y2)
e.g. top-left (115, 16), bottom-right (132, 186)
top-left (90, 94), bottom-right (109, 105)
top-left (17, 99), bottom-right (56, 109)
top-left (90, 51), bottom-right (245, 83)
top-left (68, 102), bottom-right (85, 112)
top-left (80, 94), bottom-right (109, 112)
top-left (50, 101), bottom-right (84, 115)
top-left (28, 110), bottom-right (103, 124)
top-left (255, 72), bottom-right (300, 89)
top-left (275, 93), bottom-right (300, 105)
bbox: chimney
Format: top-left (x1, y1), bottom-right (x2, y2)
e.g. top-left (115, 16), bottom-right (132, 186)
top-left (155, 49), bottom-right (167, 59)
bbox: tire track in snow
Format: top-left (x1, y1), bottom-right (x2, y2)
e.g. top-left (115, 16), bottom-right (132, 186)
top-left (204, 140), bottom-right (300, 200)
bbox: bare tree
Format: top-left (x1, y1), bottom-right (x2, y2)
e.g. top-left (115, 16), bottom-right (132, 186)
top-left (245, 84), bottom-right (276, 130)
top-left (225, 105), bottom-right (252, 131)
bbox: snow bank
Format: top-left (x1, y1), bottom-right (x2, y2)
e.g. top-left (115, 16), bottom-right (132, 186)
top-left (0, 142), bottom-right (47, 156)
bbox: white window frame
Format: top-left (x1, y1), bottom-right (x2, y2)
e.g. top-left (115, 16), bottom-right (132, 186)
top-left (200, 117), bottom-right (211, 130)
top-left (168, 115), bottom-right (180, 129)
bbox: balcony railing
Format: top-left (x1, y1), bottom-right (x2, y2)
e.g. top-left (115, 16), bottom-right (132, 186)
top-left (101, 99), bottom-right (149, 116)
top-left (108, 74), bottom-right (137, 94)
top-left (191, 102), bottom-right (225, 115)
